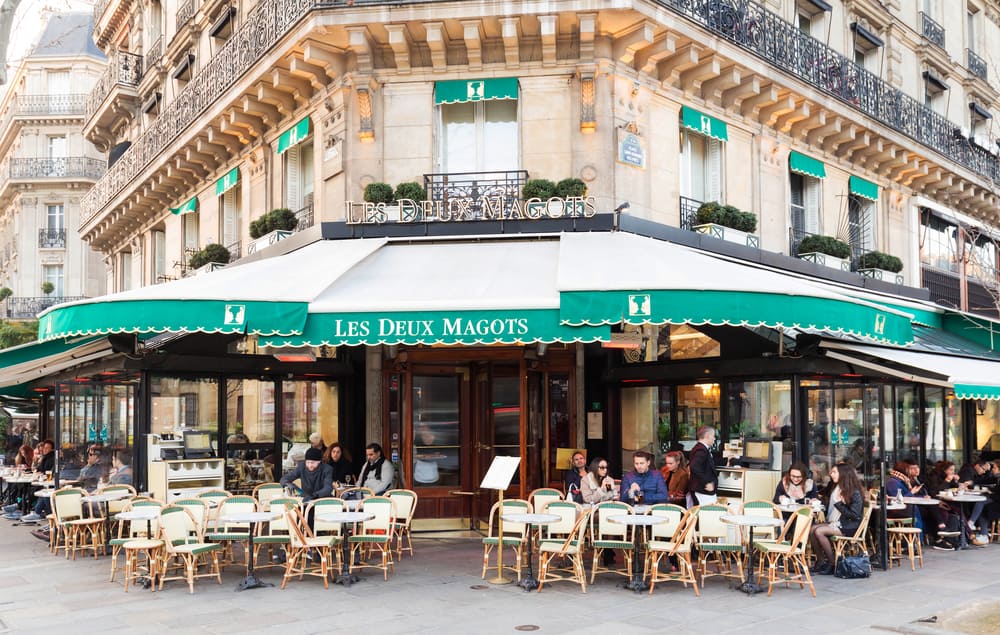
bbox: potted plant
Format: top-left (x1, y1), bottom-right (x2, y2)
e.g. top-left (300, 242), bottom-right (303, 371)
top-left (188, 243), bottom-right (231, 273)
top-left (363, 182), bottom-right (395, 204)
top-left (0, 287), bottom-right (11, 302)
top-left (692, 201), bottom-right (760, 248)
top-left (797, 234), bottom-right (852, 271)
top-left (394, 182), bottom-right (427, 222)
top-left (858, 251), bottom-right (904, 284)
top-left (249, 208), bottom-right (297, 239)
top-left (554, 178), bottom-right (588, 216)
top-left (522, 179), bottom-right (557, 217)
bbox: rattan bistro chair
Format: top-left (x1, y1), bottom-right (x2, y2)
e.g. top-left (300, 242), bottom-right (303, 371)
top-left (754, 507), bottom-right (815, 597)
top-left (831, 504), bottom-right (873, 573)
top-left (694, 504), bottom-right (744, 587)
top-left (206, 495), bottom-right (257, 570)
top-left (537, 511), bottom-right (590, 593)
top-left (52, 487), bottom-right (105, 560)
top-left (589, 501), bottom-right (634, 583)
top-left (387, 489), bottom-right (418, 560)
top-left (109, 499), bottom-right (163, 583)
top-left (646, 507), bottom-right (699, 596)
top-left (157, 505), bottom-right (223, 594)
top-left (253, 482), bottom-right (285, 511)
top-left (349, 495), bottom-right (395, 581)
top-left (253, 497), bottom-right (301, 569)
top-left (281, 507), bottom-right (338, 589)
top-left (481, 499), bottom-right (532, 580)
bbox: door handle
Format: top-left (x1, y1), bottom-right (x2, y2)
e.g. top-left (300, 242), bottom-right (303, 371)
top-left (477, 442), bottom-right (492, 451)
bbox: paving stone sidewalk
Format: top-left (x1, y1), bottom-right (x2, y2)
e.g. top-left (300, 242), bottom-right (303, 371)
top-left (1, 522), bottom-right (998, 635)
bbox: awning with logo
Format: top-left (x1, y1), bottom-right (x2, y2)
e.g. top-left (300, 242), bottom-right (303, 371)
top-left (849, 175), bottom-right (878, 201)
top-left (215, 167), bottom-right (240, 196)
top-left (557, 232), bottom-right (912, 345)
top-left (789, 151), bottom-right (827, 179)
top-left (680, 106), bottom-right (728, 142)
top-left (434, 78), bottom-right (519, 104)
top-left (277, 117), bottom-right (311, 154)
top-left (170, 196), bottom-right (198, 216)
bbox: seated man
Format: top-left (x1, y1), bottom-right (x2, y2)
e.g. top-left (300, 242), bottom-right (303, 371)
top-left (78, 445), bottom-right (107, 492)
top-left (280, 448), bottom-right (334, 503)
top-left (620, 450), bottom-right (668, 506)
top-left (358, 442), bottom-right (394, 495)
top-left (109, 449), bottom-right (133, 486)
top-left (564, 451), bottom-right (587, 502)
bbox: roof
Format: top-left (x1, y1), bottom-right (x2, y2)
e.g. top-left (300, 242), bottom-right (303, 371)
top-left (28, 12), bottom-right (104, 60)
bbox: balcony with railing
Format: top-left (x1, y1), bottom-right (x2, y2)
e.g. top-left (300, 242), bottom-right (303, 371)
top-left (38, 228), bottom-right (66, 249)
top-left (145, 36), bottom-right (164, 70)
top-left (294, 201), bottom-right (314, 232)
top-left (920, 12), bottom-right (946, 50)
top-left (7, 158), bottom-right (105, 181)
top-left (226, 240), bottom-right (242, 262)
top-left (679, 195), bottom-right (701, 230)
top-left (0, 94), bottom-right (87, 144)
top-left (83, 49), bottom-right (143, 135)
top-left (422, 170), bottom-right (529, 219)
top-left (177, 0), bottom-right (196, 30)
top-left (2, 296), bottom-right (86, 320)
top-left (967, 49), bottom-right (988, 83)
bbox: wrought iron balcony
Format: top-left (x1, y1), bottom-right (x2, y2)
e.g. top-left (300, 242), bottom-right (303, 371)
top-left (294, 202), bottom-right (314, 232)
top-left (226, 240), bottom-right (242, 262)
top-left (967, 49), bottom-right (987, 82)
top-left (660, 0), bottom-right (997, 185)
top-left (7, 157), bottom-right (105, 180)
top-left (679, 195), bottom-right (702, 231)
top-left (2, 296), bottom-right (86, 320)
top-left (14, 94), bottom-right (86, 116)
top-left (422, 170), bottom-right (529, 218)
top-left (38, 228), bottom-right (66, 249)
top-left (145, 36), bottom-right (163, 70)
top-left (84, 49), bottom-right (143, 124)
top-left (177, 0), bottom-right (196, 30)
top-left (920, 12), bottom-right (946, 50)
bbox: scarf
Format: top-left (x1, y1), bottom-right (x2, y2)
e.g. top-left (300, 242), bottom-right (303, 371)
top-left (360, 456), bottom-right (385, 484)
top-left (888, 469), bottom-right (911, 488)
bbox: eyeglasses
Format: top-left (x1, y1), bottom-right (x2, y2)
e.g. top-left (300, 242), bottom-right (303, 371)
top-left (598, 464), bottom-right (608, 469)
top-left (789, 473), bottom-right (804, 480)
top-left (88, 451), bottom-right (100, 456)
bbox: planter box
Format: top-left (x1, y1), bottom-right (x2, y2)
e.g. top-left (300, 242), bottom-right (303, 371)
top-left (189, 262), bottom-right (227, 277)
top-left (859, 267), bottom-right (904, 285)
top-left (798, 252), bottom-right (851, 272)
top-left (693, 223), bottom-right (760, 249)
top-left (247, 229), bottom-right (293, 256)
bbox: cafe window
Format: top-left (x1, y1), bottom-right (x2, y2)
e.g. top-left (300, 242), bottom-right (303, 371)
top-left (55, 381), bottom-right (137, 484)
top-left (926, 388), bottom-right (963, 465)
top-left (150, 376), bottom-right (219, 440)
top-left (966, 235), bottom-right (997, 284)
top-left (411, 375), bottom-right (461, 487)
top-left (728, 380), bottom-right (792, 447)
top-left (975, 399), bottom-right (1000, 459)
top-left (679, 129), bottom-right (722, 205)
top-left (677, 383), bottom-right (719, 452)
top-left (620, 385), bottom-right (672, 471)
top-left (281, 380), bottom-right (339, 467)
top-left (226, 378), bottom-right (276, 491)
top-left (436, 78), bottom-right (519, 173)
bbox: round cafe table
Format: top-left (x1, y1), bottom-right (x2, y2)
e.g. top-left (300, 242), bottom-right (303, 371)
top-left (218, 510), bottom-right (282, 590)
top-left (608, 514), bottom-right (668, 592)
top-left (936, 492), bottom-right (987, 550)
top-left (500, 512), bottom-right (560, 591)
top-left (315, 510), bottom-right (375, 587)
top-left (83, 490), bottom-right (134, 550)
top-left (720, 514), bottom-right (785, 595)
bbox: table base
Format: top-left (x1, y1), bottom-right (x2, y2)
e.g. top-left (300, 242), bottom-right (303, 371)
top-left (516, 576), bottom-right (539, 591)
top-left (235, 572), bottom-right (273, 591)
top-left (334, 571), bottom-right (362, 586)
top-left (735, 580), bottom-right (765, 595)
top-left (619, 578), bottom-right (649, 593)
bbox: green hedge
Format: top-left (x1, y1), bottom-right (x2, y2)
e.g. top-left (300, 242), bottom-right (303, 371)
top-left (363, 182), bottom-right (395, 204)
top-left (249, 208), bottom-right (297, 239)
top-left (189, 243), bottom-right (231, 269)
top-left (522, 179), bottom-right (557, 199)
top-left (797, 234), bottom-right (851, 259)
top-left (394, 181), bottom-right (427, 202)
top-left (858, 251), bottom-right (903, 273)
top-left (695, 201), bottom-right (757, 233)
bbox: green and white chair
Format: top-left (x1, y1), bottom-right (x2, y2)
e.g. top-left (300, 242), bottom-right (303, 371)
top-left (157, 505), bottom-right (223, 594)
top-left (253, 497), bottom-right (300, 569)
top-left (281, 507), bottom-right (338, 589)
top-left (647, 506), bottom-right (699, 596)
top-left (694, 504), bottom-right (744, 587)
top-left (349, 495), bottom-right (395, 580)
top-left (387, 489), bottom-right (418, 560)
top-left (589, 501), bottom-right (634, 583)
top-left (481, 498), bottom-right (532, 580)
top-left (206, 495), bottom-right (256, 570)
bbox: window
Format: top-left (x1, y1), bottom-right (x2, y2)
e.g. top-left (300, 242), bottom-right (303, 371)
top-left (679, 130), bottom-right (722, 204)
top-left (923, 71), bottom-right (947, 113)
top-left (46, 71), bottom-right (69, 97)
top-left (119, 251), bottom-right (132, 291)
top-left (851, 23), bottom-right (883, 72)
top-left (47, 136), bottom-right (66, 177)
top-left (620, 385), bottom-right (672, 468)
top-left (795, 0), bottom-right (830, 37)
top-left (790, 171), bottom-right (821, 241)
top-left (281, 380), bottom-right (339, 475)
top-left (183, 212), bottom-right (199, 252)
top-left (152, 229), bottom-right (166, 283)
top-left (46, 204), bottom-right (64, 231)
top-left (919, 211), bottom-right (958, 273)
top-left (150, 376), bottom-right (219, 437)
top-left (728, 380), bottom-right (793, 470)
top-left (968, 7), bottom-right (978, 52)
top-left (42, 264), bottom-right (63, 296)
top-left (966, 235), bottom-right (997, 283)
top-left (847, 194), bottom-right (876, 254)
top-left (220, 188), bottom-right (239, 248)
top-left (283, 142), bottom-right (313, 212)
top-left (440, 99), bottom-right (518, 172)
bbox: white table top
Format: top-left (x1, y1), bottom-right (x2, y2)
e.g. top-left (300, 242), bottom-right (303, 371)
top-left (872, 502), bottom-right (907, 511)
top-left (901, 496), bottom-right (940, 505)
top-left (34, 489), bottom-right (54, 498)
top-left (938, 493), bottom-right (987, 503)
top-left (502, 513), bottom-right (560, 524)
top-left (83, 490), bottom-right (132, 503)
top-left (116, 508), bottom-right (161, 521)
top-left (219, 511), bottom-right (282, 524)
top-left (632, 505), bottom-right (652, 514)
top-left (721, 514), bottom-right (785, 527)
top-left (608, 514), bottom-right (667, 526)
top-left (316, 511), bottom-right (374, 523)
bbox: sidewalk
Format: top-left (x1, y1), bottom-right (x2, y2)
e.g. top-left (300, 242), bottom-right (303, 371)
top-left (1, 522), bottom-right (998, 635)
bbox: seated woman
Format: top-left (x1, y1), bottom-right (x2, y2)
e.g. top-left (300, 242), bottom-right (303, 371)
top-left (323, 442), bottom-right (354, 486)
top-left (772, 461), bottom-right (817, 504)
top-left (885, 459), bottom-right (925, 525)
top-left (660, 451), bottom-right (689, 507)
top-left (808, 462), bottom-right (865, 575)
top-left (580, 457), bottom-right (617, 504)
top-left (923, 461), bottom-right (964, 549)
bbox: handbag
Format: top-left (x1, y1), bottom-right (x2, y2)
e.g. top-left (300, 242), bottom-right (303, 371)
top-left (834, 554), bottom-right (871, 579)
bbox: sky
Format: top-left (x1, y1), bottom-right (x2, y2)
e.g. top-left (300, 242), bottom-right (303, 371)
top-left (2, 0), bottom-right (94, 93)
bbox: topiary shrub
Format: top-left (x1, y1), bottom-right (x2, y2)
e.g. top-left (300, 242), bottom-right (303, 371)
top-left (555, 178), bottom-right (587, 198)
top-left (363, 182), bottom-right (395, 204)
top-left (0, 287), bottom-right (11, 301)
top-left (394, 181), bottom-right (427, 202)
top-left (522, 179), bottom-right (557, 200)
top-left (250, 208), bottom-right (297, 238)
top-left (189, 243), bottom-right (231, 269)
top-left (40, 282), bottom-right (54, 295)
top-left (696, 201), bottom-right (757, 233)
top-left (858, 251), bottom-right (903, 273)
top-left (797, 234), bottom-right (851, 259)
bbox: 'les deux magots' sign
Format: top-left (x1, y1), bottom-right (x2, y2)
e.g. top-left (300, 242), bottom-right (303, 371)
top-left (345, 195), bottom-right (598, 225)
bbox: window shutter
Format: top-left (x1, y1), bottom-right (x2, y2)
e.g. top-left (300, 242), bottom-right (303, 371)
top-left (861, 200), bottom-right (877, 251)
top-left (184, 213), bottom-right (199, 251)
top-left (679, 132), bottom-right (692, 199)
top-left (153, 230), bottom-right (166, 281)
top-left (707, 138), bottom-right (723, 203)
top-left (222, 189), bottom-right (237, 246)
top-left (804, 177), bottom-right (820, 234)
top-left (285, 145), bottom-right (300, 210)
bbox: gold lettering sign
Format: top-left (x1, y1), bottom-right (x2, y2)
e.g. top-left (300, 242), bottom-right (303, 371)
top-left (344, 196), bottom-right (597, 225)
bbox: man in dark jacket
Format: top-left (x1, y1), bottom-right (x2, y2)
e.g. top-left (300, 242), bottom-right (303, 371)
top-left (688, 426), bottom-right (719, 506)
top-left (280, 447), bottom-right (333, 502)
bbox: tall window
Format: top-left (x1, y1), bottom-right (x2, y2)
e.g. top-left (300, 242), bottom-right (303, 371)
top-left (790, 172), bottom-right (821, 239)
top-left (46, 204), bottom-right (64, 230)
top-left (679, 130), bottom-right (722, 204)
top-left (968, 7), bottom-right (978, 52)
top-left (220, 188), bottom-right (239, 249)
top-left (119, 251), bottom-right (132, 291)
top-left (183, 212), bottom-right (199, 252)
top-left (966, 235), bottom-right (997, 283)
top-left (847, 194), bottom-right (875, 254)
top-left (919, 211), bottom-right (959, 273)
top-left (923, 71), bottom-right (947, 113)
top-left (152, 229), bottom-right (166, 283)
top-left (284, 142), bottom-right (313, 212)
top-left (440, 100), bottom-right (518, 172)
top-left (42, 264), bottom-right (63, 296)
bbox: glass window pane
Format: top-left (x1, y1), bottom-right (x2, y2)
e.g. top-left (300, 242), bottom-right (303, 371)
top-left (56, 382), bottom-right (136, 486)
top-left (677, 384), bottom-right (719, 452)
top-left (621, 386), bottom-right (671, 471)
top-left (547, 375), bottom-right (571, 479)
top-left (975, 399), bottom-right (1000, 457)
top-left (728, 380), bottom-right (792, 470)
top-left (805, 387), bottom-right (834, 484)
top-left (412, 375), bottom-right (460, 487)
top-left (442, 102), bottom-right (476, 172)
top-left (944, 390), bottom-right (963, 464)
top-left (150, 376), bottom-right (218, 440)
top-left (225, 379), bottom-right (275, 493)
top-left (482, 99), bottom-right (518, 171)
top-left (925, 387), bottom-right (944, 463)
top-left (280, 380), bottom-right (338, 473)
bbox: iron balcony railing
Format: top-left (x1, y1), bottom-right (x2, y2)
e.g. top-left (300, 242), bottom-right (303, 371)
top-left (226, 240), bottom-right (242, 262)
top-left (920, 12), bottom-right (946, 50)
top-left (177, 0), bottom-right (196, 30)
top-left (145, 36), bottom-right (163, 69)
top-left (2, 296), bottom-right (86, 320)
top-left (8, 157), bottom-right (105, 180)
top-left (38, 228), bottom-right (66, 249)
top-left (294, 202), bottom-right (314, 231)
top-left (423, 170), bottom-right (529, 219)
top-left (0, 94), bottom-right (86, 139)
top-left (84, 49), bottom-right (143, 125)
top-left (659, 0), bottom-right (997, 185)
top-left (967, 49), bottom-right (987, 82)
top-left (679, 195), bottom-right (702, 230)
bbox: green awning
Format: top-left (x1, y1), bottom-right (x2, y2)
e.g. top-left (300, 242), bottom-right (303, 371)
top-left (215, 167), bottom-right (240, 196)
top-left (681, 106), bottom-right (728, 142)
top-left (170, 196), bottom-right (198, 216)
top-left (260, 309), bottom-right (608, 347)
top-left (0, 336), bottom-right (109, 390)
top-left (435, 78), bottom-right (519, 104)
top-left (789, 151), bottom-right (826, 179)
top-left (277, 117), bottom-right (311, 154)
top-left (942, 312), bottom-right (1000, 352)
top-left (849, 176), bottom-right (878, 201)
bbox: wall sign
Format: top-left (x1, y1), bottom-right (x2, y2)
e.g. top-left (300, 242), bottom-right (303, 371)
top-left (345, 195), bottom-right (598, 225)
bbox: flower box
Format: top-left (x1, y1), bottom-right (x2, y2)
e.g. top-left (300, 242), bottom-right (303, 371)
top-left (189, 262), bottom-right (227, 277)
top-left (859, 268), bottom-right (904, 285)
top-left (246, 229), bottom-right (293, 256)
top-left (693, 223), bottom-right (760, 249)
top-left (798, 252), bottom-right (851, 272)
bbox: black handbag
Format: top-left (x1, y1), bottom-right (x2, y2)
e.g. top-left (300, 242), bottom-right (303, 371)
top-left (834, 554), bottom-right (871, 579)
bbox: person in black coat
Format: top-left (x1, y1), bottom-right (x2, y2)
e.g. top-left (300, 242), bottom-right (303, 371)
top-left (280, 448), bottom-right (333, 503)
top-left (808, 462), bottom-right (866, 575)
top-left (323, 442), bottom-right (354, 485)
top-left (687, 426), bottom-right (719, 506)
